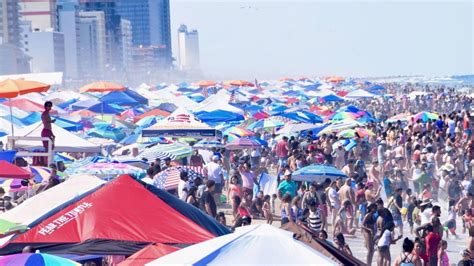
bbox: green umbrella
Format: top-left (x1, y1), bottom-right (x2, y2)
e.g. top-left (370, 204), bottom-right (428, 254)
top-left (0, 218), bottom-right (28, 235)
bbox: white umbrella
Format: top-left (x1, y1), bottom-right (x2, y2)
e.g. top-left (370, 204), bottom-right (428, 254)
top-left (147, 224), bottom-right (337, 265)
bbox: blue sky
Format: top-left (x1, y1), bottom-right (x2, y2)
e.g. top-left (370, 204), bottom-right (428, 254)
top-left (170, 1), bottom-right (473, 79)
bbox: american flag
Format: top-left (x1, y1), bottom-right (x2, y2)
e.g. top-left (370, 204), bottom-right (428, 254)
top-left (153, 166), bottom-right (206, 191)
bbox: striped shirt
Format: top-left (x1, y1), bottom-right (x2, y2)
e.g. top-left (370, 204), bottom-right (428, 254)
top-left (307, 209), bottom-right (322, 231)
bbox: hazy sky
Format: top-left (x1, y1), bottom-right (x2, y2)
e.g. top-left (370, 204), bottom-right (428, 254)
top-left (170, 1), bottom-right (473, 79)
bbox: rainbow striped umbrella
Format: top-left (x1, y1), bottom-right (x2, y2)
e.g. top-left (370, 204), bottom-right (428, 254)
top-left (337, 127), bottom-right (375, 138)
top-left (224, 127), bottom-right (255, 137)
top-left (29, 166), bottom-right (65, 183)
top-left (225, 137), bottom-right (261, 150)
top-left (411, 111), bottom-right (438, 122)
top-left (0, 253), bottom-right (80, 266)
top-left (330, 112), bottom-right (359, 121)
top-left (247, 119), bottom-right (284, 131)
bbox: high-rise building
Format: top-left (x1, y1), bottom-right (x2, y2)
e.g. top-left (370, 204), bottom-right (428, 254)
top-left (0, 0), bottom-right (30, 75)
top-left (177, 24), bottom-right (200, 71)
top-left (56, 0), bottom-right (80, 79)
top-left (116, 0), bottom-right (172, 68)
top-left (78, 11), bottom-right (106, 78)
top-left (0, 0), bottom-right (21, 46)
top-left (119, 18), bottom-right (132, 72)
top-left (23, 28), bottom-right (65, 73)
top-left (78, 0), bottom-right (123, 71)
top-left (19, 0), bottom-right (56, 31)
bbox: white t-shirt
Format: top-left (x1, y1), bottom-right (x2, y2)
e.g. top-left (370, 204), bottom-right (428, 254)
top-left (377, 230), bottom-right (392, 247)
top-left (206, 162), bottom-right (223, 184)
top-left (178, 180), bottom-right (188, 201)
top-left (328, 187), bottom-right (340, 209)
top-left (420, 208), bottom-right (432, 224)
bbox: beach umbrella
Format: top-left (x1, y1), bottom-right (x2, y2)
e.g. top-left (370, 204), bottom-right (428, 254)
top-left (337, 127), bottom-right (375, 138)
top-left (224, 127), bottom-right (255, 137)
top-left (29, 166), bottom-right (65, 183)
top-left (75, 162), bottom-right (146, 179)
top-left (0, 79), bottom-right (51, 135)
top-left (225, 137), bottom-right (261, 150)
top-left (0, 218), bottom-right (28, 235)
top-left (147, 224), bottom-right (336, 265)
top-left (275, 123), bottom-right (322, 135)
top-left (0, 253), bottom-right (80, 266)
top-left (223, 80), bottom-right (254, 87)
top-left (247, 119), bottom-right (284, 131)
top-left (330, 112), bottom-right (360, 121)
top-left (195, 80), bottom-right (217, 87)
top-left (0, 161), bottom-right (32, 179)
top-left (332, 139), bottom-right (357, 152)
top-left (280, 110), bottom-right (323, 124)
top-left (386, 113), bottom-right (411, 123)
top-left (317, 120), bottom-right (362, 136)
top-left (79, 81), bottom-right (125, 93)
top-left (87, 125), bottom-right (126, 141)
top-left (292, 164), bottom-right (347, 182)
top-left (411, 111), bottom-right (438, 122)
top-left (193, 139), bottom-right (225, 149)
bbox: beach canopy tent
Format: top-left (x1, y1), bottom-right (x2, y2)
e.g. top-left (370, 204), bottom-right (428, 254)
top-left (195, 110), bottom-right (244, 124)
top-left (118, 243), bottom-right (180, 266)
top-left (100, 89), bottom-right (148, 106)
top-left (0, 160), bottom-right (32, 179)
top-left (0, 175), bottom-right (105, 226)
top-left (2, 122), bottom-right (101, 153)
top-left (192, 90), bottom-right (244, 115)
top-left (292, 164), bottom-right (347, 182)
top-left (0, 175), bottom-right (230, 255)
top-left (142, 108), bottom-right (221, 138)
top-left (345, 89), bottom-right (376, 99)
top-left (147, 224), bottom-right (337, 265)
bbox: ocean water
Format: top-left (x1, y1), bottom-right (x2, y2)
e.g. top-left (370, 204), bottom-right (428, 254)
top-left (452, 75), bottom-right (474, 86)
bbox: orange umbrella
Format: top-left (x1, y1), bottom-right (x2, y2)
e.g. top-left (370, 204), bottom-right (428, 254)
top-left (0, 79), bottom-right (50, 98)
top-left (194, 80), bottom-right (217, 87)
top-left (79, 81), bottom-right (125, 93)
top-left (223, 80), bottom-right (254, 87)
top-left (325, 76), bottom-right (345, 83)
top-left (0, 79), bottom-right (51, 136)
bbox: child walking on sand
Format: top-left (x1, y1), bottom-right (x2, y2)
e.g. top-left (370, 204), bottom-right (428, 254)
top-left (263, 195), bottom-right (273, 224)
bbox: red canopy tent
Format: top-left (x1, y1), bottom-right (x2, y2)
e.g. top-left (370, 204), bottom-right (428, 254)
top-left (118, 243), bottom-right (180, 266)
top-left (1, 174), bottom-right (229, 255)
top-left (0, 161), bottom-right (31, 179)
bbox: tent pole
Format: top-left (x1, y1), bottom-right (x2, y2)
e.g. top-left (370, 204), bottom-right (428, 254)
top-left (9, 98), bottom-right (14, 136)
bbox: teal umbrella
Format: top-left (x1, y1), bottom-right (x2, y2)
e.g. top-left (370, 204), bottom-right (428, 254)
top-left (87, 125), bottom-right (126, 141)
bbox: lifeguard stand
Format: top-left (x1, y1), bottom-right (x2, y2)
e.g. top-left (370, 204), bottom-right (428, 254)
top-left (7, 136), bottom-right (54, 166)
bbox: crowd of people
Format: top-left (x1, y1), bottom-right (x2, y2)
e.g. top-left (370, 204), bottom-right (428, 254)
top-left (1, 83), bottom-right (474, 265)
top-left (168, 86), bottom-right (473, 265)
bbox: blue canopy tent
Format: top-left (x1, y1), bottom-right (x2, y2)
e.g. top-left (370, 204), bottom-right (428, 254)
top-left (100, 89), bottom-right (149, 106)
top-left (87, 102), bottom-right (121, 114)
top-left (280, 110), bottom-right (323, 124)
top-left (195, 110), bottom-right (244, 123)
top-left (321, 94), bottom-right (345, 102)
top-left (57, 98), bottom-right (79, 109)
top-left (100, 91), bottom-right (140, 106)
top-left (53, 117), bottom-right (84, 131)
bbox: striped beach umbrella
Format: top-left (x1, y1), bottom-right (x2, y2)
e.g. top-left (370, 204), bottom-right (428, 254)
top-left (77, 162), bottom-right (146, 179)
top-left (153, 166), bottom-right (205, 190)
top-left (0, 253), bottom-right (80, 266)
top-left (225, 137), bottom-right (261, 150)
top-left (193, 140), bottom-right (225, 149)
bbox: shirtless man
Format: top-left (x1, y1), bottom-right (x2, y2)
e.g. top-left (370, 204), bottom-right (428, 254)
top-left (365, 182), bottom-right (382, 205)
top-left (41, 101), bottom-right (55, 151)
top-left (368, 160), bottom-right (381, 189)
top-left (339, 178), bottom-right (355, 229)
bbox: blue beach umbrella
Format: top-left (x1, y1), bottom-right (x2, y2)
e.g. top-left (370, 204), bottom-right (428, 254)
top-left (292, 164), bottom-right (347, 182)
